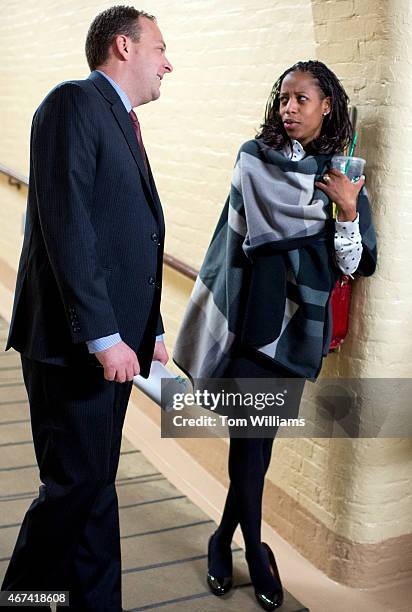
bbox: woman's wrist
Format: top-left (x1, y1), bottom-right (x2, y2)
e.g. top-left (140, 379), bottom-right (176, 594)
top-left (337, 212), bottom-right (357, 222)
top-left (336, 201), bottom-right (357, 222)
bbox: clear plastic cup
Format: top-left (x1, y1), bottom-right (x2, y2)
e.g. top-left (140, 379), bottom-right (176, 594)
top-left (331, 155), bottom-right (366, 182)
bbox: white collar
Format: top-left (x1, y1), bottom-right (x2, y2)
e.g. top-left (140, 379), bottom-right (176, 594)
top-left (283, 139), bottom-right (306, 161)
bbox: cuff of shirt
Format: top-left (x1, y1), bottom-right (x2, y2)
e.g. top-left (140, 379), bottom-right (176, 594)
top-left (335, 212), bottom-right (360, 229)
top-left (86, 333), bottom-right (122, 353)
top-left (155, 334), bottom-right (164, 342)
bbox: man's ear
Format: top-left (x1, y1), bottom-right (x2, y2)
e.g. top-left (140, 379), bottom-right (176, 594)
top-left (112, 34), bottom-right (129, 61)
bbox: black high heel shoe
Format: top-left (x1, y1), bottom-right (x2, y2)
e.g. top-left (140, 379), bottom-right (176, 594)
top-left (252, 542), bottom-right (284, 611)
top-left (206, 533), bottom-right (233, 596)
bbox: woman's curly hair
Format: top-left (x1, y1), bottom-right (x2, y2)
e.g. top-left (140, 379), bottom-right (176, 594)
top-left (256, 60), bottom-right (353, 154)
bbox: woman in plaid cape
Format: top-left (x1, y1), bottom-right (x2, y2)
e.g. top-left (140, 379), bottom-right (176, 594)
top-left (174, 60), bottom-right (377, 611)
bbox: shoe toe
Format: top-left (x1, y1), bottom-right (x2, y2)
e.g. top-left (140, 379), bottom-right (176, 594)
top-left (207, 572), bottom-right (233, 596)
top-left (255, 589), bottom-right (284, 611)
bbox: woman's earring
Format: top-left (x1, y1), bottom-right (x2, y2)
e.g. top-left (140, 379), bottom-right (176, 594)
top-left (323, 112), bottom-right (329, 116)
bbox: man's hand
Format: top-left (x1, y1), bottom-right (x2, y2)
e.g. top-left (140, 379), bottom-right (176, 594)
top-left (153, 340), bottom-right (169, 365)
top-left (95, 341), bottom-right (140, 383)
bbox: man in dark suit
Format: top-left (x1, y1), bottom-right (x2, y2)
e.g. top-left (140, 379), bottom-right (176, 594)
top-left (2, 6), bottom-right (172, 610)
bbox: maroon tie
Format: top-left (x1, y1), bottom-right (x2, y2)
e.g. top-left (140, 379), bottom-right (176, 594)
top-left (129, 109), bottom-right (148, 173)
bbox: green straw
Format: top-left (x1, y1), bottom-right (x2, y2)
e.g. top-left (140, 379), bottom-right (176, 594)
top-left (344, 131), bottom-right (358, 175)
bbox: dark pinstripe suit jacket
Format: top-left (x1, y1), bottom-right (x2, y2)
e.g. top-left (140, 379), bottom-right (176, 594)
top-left (7, 71), bottom-right (165, 377)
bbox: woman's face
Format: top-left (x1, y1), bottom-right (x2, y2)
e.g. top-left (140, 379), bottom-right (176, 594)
top-left (278, 71), bottom-right (331, 147)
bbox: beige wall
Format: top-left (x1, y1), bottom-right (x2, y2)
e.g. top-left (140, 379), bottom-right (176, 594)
top-left (0, 0), bottom-right (411, 590)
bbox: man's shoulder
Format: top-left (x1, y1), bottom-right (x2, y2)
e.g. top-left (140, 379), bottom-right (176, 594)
top-left (32, 79), bottom-right (103, 125)
top-left (38, 78), bottom-right (97, 111)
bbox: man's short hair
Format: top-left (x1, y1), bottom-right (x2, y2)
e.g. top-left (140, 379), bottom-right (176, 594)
top-left (85, 5), bottom-right (155, 71)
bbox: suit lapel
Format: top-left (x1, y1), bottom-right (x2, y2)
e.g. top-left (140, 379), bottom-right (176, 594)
top-left (88, 72), bottom-right (161, 222)
top-left (110, 100), bottom-right (154, 196)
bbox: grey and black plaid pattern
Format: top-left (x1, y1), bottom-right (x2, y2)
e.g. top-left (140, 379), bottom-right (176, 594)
top-left (174, 139), bottom-right (377, 380)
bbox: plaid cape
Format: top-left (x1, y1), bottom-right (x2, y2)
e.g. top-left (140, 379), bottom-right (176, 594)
top-left (174, 139), bottom-right (377, 379)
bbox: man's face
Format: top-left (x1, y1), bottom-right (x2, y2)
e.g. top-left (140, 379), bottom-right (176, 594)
top-left (128, 17), bottom-right (173, 106)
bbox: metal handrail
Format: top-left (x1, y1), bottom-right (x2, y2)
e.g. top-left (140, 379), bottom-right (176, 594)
top-left (0, 163), bottom-right (199, 281)
top-left (0, 163), bottom-right (28, 189)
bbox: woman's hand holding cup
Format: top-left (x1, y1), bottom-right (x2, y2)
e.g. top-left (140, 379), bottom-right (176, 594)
top-left (315, 156), bottom-right (366, 222)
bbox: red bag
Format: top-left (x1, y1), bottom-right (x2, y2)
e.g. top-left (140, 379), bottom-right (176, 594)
top-left (329, 275), bottom-right (351, 350)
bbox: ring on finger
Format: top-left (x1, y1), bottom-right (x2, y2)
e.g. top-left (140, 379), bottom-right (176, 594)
top-left (323, 174), bottom-right (331, 183)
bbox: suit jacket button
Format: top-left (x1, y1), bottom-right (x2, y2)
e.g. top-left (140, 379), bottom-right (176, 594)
top-left (148, 276), bottom-right (155, 285)
top-left (151, 232), bottom-right (159, 244)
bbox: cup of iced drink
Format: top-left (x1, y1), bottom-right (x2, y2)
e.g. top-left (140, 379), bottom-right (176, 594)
top-left (331, 155), bottom-right (365, 182)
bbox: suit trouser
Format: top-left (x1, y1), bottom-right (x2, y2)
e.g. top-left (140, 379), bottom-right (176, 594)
top-left (1, 356), bottom-right (133, 611)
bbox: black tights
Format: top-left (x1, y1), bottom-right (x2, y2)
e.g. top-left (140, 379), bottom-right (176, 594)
top-left (217, 437), bottom-right (274, 547)
top-left (208, 350), bottom-right (304, 592)
top-left (209, 437), bottom-right (275, 590)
